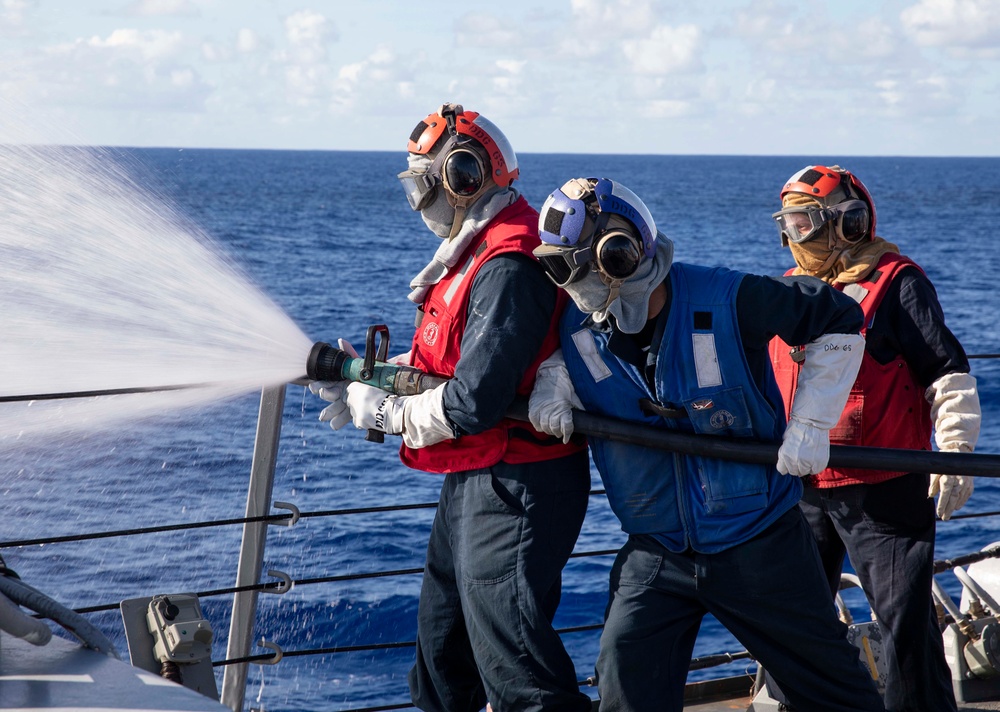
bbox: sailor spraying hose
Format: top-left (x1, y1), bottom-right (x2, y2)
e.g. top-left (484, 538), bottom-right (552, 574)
top-left (310, 103), bottom-right (594, 712)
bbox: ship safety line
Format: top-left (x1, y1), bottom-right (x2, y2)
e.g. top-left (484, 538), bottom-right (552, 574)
top-left (0, 495), bottom-right (616, 549)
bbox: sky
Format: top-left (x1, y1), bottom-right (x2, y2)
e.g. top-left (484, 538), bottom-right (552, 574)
top-left (1, 0), bottom-right (998, 156)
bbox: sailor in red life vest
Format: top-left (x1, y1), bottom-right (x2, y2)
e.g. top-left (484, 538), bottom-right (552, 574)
top-left (309, 104), bottom-right (591, 712)
top-left (767, 165), bottom-right (982, 712)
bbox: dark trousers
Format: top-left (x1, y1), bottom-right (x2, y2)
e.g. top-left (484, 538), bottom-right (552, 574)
top-left (595, 507), bottom-right (885, 712)
top-left (796, 474), bottom-right (957, 712)
top-left (408, 450), bottom-right (592, 712)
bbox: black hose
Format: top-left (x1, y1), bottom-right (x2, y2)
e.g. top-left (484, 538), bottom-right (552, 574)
top-left (583, 411), bottom-right (1000, 477)
top-left (5, 372), bottom-right (998, 478)
top-left (505, 400), bottom-right (1000, 478)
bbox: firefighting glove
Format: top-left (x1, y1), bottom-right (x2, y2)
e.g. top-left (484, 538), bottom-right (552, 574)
top-left (345, 382), bottom-right (455, 448)
top-left (345, 382), bottom-right (406, 435)
top-left (926, 373), bottom-right (980, 519)
top-left (528, 349), bottom-right (582, 444)
top-left (777, 332), bottom-right (865, 477)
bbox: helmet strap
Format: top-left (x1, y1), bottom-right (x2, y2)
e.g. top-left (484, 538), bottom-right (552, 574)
top-left (816, 245), bottom-right (846, 276)
top-left (447, 201), bottom-right (467, 240)
top-left (595, 275), bottom-right (624, 313)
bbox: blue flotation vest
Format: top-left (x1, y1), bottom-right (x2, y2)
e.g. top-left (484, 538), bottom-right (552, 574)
top-left (561, 263), bottom-right (801, 554)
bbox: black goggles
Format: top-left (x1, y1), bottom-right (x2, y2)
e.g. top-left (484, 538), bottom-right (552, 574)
top-left (534, 228), bottom-right (644, 288)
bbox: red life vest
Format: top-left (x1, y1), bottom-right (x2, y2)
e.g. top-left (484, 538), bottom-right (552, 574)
top-left (769, 253), bottom-right (932, 487)
top-left (400, 197), bottom-right (585, 474)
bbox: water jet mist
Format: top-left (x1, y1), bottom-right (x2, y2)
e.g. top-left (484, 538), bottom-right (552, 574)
top-left (0, 142), bottom-right (315, 444)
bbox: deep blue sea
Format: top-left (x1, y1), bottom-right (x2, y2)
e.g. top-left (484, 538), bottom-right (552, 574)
top-left (3, 150), bottom-right (999, 712)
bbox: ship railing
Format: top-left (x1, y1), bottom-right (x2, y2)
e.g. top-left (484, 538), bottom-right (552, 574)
top-left (1, 351), bottom-right (998, 711)
top-left (4, 467), bottom-right (999, 711)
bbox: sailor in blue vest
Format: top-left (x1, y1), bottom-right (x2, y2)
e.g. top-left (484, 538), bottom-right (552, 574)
top-left (528, 177), bottom-right (886, 712)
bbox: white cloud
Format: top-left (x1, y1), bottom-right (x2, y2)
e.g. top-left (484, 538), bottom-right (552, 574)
top-left (559, 0), bottom-right (659, 59)
top-left (86, 29), bottom-right (185, 62)
top-left (3, 0), bottom-right (31, 22)
top-left (901, 0), bottom-right (1000, 49)
top-left (330, 44), bottom-right (413, 113)
top-left (32, 28), bottom-right (211, 113)
top-left (201, 28), bottom-right (264, 63)
top-left (200, 42), bottom-right (228, 62)
top-left (1, 0), bottom-right (36, 36)
top-left (454, 12), bottom-right (525, 49)
top-left (0, 0), bottom-right (994, 154)
top-left (120, 0), bottom-right (199, 17)
top-left (237, 28), bottom-right (259, 53)
top-left (570, 0), bottom-right (657, 36)
top-left (285, 9), bottom-right (335, 52)
top-left (876, 79), bottom-right (903, 107)
top-left (622, 24), bottom-right (702, 75)
top-left (496, 59), bottom-right (526, 75)
top-left (845, 17), bottom-right (899, 60)
top-left (639, 98), bottom-right (690, 119)
top-left (270, 11), bottom-right (340, 108)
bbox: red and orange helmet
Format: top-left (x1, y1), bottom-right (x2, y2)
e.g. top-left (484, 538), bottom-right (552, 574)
top-left (774, 165), bottom-right (877, 244)
top-left (406, 106), bottom-right (519, 188)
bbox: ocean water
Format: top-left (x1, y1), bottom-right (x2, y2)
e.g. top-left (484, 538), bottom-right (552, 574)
top-left (1, 149), bottom-right (998, 712)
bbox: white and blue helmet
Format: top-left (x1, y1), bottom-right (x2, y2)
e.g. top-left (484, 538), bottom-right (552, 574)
top-left (534, 177), bottom-right (657, 287)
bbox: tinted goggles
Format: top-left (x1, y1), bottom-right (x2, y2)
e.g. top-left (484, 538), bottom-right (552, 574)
top-left (533, 228), bottom-right (643, 288)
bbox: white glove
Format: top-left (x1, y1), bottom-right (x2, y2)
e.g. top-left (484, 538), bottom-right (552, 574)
top-left (779, 332), bottom-right (864, 476)
top-left (309, 338), bottom-right (359, 431)
top-left (343, 381), bottom-right (456, 447)
top-left (388, 350), bottom-right (412, 366)
top-left (310, 380), bottom-right (352, 430)
top-left (345, 382), bottom-right (406, 434)
top-left (528, 349), bottom-right (582, 444)
top-left (926, 372), bottom-right (981, 519)
top-left (777, 419), bottom-right (829, 477)
top-left (929, 474), bottom-right (973, 520)
top-left (399, 384), bottom-right (455, 448)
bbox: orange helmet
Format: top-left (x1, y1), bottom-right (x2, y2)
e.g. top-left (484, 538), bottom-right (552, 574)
top-left (406, 105), bottom-right (519, 188)
top-left (774, 165), bottom-right (877, 245)
top-left (397, 104), bottom-right (519, 214)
